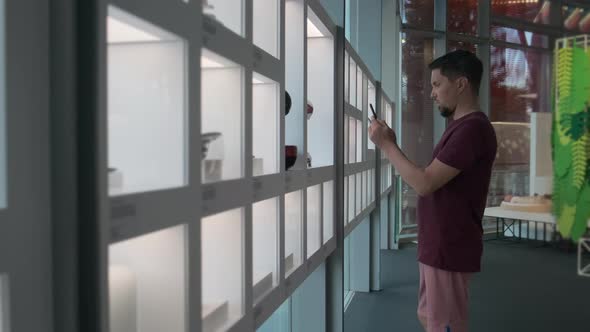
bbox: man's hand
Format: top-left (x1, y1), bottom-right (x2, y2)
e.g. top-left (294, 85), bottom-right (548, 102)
top-left (369, 117), bottom-right (397, 149)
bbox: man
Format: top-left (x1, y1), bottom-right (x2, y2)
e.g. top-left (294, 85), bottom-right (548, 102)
top-left (369, 50), bottom-right (497, 332)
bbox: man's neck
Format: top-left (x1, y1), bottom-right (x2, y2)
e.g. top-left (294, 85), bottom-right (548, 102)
top-left (452, 99), bottom-right (480, 120)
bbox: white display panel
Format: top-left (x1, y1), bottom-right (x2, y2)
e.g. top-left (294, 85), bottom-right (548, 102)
top-left (348, 175), bottom-right (355, 222)
top-left (367, 81), bottom-right (376, 150)
top-left (0, 275), bottom-right (8, 332)
top-left (202, 208), bottom-right (244, 332)
top-left (356, 68), bottom-right (363, 110)
top-left (307, 184), bottom-right (321, 258)
top-left (285, 190), bottom-right (303, 276)
top-left (253, 198), bottom-right (279, 303)
top-left (323, 181), bottom-right (334, 244)
top-left (205, 0), bottom-right (244, 36)
top-left (349, 57), bottom-right (357, 107)
top-left (253, 73), bottom-right (280, 176)
top-left (253, 0), bottom-right (280, 58)
top-left (307, 9), bottom-right (335, 168)
top-left (348, 117), bottom-right (356, 163)
top-left (107, 7), bottom-right (187, 196)
top-left (285, 0), bottom-right (305, 170)
top-left (109, 225), bottom-right (187, 332)
top-left (201, 49), bottom-right (244, 183)
top-left (356, 119), bottom-right (362, 162)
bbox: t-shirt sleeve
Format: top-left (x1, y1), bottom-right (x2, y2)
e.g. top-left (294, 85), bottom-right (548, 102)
top-left (435, 119), bottom-right (483, 171)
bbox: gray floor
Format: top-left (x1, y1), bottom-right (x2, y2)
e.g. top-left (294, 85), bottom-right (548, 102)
top-left (344, 239), bottom-right (590, 332)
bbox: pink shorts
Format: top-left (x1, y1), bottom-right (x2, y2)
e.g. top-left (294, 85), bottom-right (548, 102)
top-left (418, 262), bottom-right (472, 332)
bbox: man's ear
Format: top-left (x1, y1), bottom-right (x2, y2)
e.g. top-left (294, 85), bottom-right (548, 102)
top-left (457, 77), bottom-right (468, 94)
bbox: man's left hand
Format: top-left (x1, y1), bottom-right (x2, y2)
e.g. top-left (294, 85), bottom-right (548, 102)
top-left (369, 117), bottom-right (397, 149)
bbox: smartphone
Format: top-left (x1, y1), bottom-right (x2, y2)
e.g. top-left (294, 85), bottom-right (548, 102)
top-left (370, 103), bottom-right (377, 119)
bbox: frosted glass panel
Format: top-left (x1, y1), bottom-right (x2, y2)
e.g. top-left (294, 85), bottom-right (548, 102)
top-left (285, 190), bottom-right (303, 275)
top-left (349, 58), bottom-right (356, 107)
top-left (202, 208), bottom-right (244, 332)
top-left (307, 10), bottom-right (335, 168)
top-left (356, 173), bottom-right (361, 214)
top-left (343, 178), bottom-right (348, 225)
top-left (323, 181), bottom-right (334, 243)
top-left (344, 115), bottom-right (349, 163)
top-left (201, 49), bottom-right (244, 183)
top-left (307, 184), bottom-right (321, 258)
top-left (367, 81), bottom-right (376, 150)
top-left (205, 0), bottom-right (244, 36)
top-left (348, 175), bottom-right (355, 221)
top-left (356, 68), bottom-right (363, 110)
top-left (356, 119), bottom-right (362, 162)
top-left (109, 225), bottom-right (187, 332)
top-left (253, 198), bottom-right (279, 303)
top-left (254, 0), bottom-right (279, 57)
top-left (107, 7), bottom-right (187, 196)
top-left (344, 52), bottom-right (349, 103)
top-left (362, 171), bottom-right (367, 209)
top-left (253, 73), bottom-right (279, 176)
top-left (348, 117), bottom-right (356, 163)
top-left (0, 275), bottom-right (8, 332)
top-left (0, 0), bottom-right (4, 209)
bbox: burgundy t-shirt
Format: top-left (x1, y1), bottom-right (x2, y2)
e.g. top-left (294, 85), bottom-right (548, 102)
top-left (417, 111), bottom-right (497, 273)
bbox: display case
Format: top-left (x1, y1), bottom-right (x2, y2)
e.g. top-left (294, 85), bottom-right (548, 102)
top-left (253, 198), bottom-right (279, 303)
top-left (201, 209), bottom-right (244, 332)
top-left (323, 181), bottom-right (334, 244)
top-left (253, 73), bottom-right (280, 176)
top-left (201, 49), bottom-right (244, 183)
top-left (107, 6), bottom-right (188, 196)
top-left (109, 225), bottom-right (187, 332)
top-left (285, 190), bottom-right (303, 276)
top-left (205, 0), bottom-right (244, 36)
top-left (307, 184), bottom-right (321, 258)
top-left (253, 0), bottom-right (280, 57)
top-left (307, 7), bottom-right (335, 168)
top-left (285, 0), bottom-right (305, 170)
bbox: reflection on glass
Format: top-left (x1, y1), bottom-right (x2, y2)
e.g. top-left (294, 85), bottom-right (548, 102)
top-left (202, 209), bottom-right (244, 332)
top-left (323, 181), bottom-right (334, 243)
top-left (107, 7), bottom-right (187, 196)
top-left (447, 40), bottom-right (478, 54)
top-left (109, 225), bottom-right (187, 332)
top-left (202, 49), bottom-right (244, 183)
top-left (205, 0), bottom-right (244, 36)
top-left (401, 33), bottom-right (434, 167)
top-left (401, 181), bottom-right (418, 235)
top-left (490, 26), bottom-right (549, 48)
top-left (254, 0), bottom-right (279, 57)
top-left (490, 46), bottom-right (551, 122)
top-left (256, 298), bottom-right (290, 332)
top-left (401, 0), bottom-right (434, 29)
top-left (285, 190), bottom-right (303, 275)
top-left (307, 185), bottom-right (321, 258)
top-left (368, 81), bottom-right (376, 150)
top-left (562, 6), bottom-right (590, 33)
top-left (253, 73), bottom-right (279, 176)
top-left (492, 0), bottom-right (551, 25)
top-left (253, 198), bottom-right (278, 303)
top-left (448, 0), bottom-right (477, 34)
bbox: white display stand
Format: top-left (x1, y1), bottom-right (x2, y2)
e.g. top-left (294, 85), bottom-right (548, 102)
top-left (578, 238), bottom-right (590, 277)
top-left (529, 113), bottom-right (552, 195)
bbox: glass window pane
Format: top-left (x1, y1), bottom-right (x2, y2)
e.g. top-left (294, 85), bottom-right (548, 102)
top-left (355, 173), bottom-right (361, 214)
top-left (491, 26), bottom-right (549, 48)
top-left (401, 0), bottom-right (434, 30)
top-left (490, 46), bottom-right (551, 122)
top-left (401, 33), bottom-right (434, 167)
top-left (323, 181), bottom-right (334, 244)
top-left (348, 117), bottom-right (356, 163)
top-left (367, 81), bottom-right (376, 151)
top-left (256, 298), bottom-right (290, 332)
top-left (447, 40), bottom-right (478, 54)
top-left (201, 49), bottom-right (244, 183)
top-left (253, 198), bottom-right (279, 303)
top-left (109, 225), bottom-right (187, 332)
top-left (448, 0), bottom-right (477, 35)
top-left (0, 0), bottom-right (4, 209)
top-left (107, 7), bottom-right (187, 196)
top-left (253, 73), bottom-right (279, 176)
top-left (202, 209), bottom-right (244, 332)
top-left (356, 119), bottom-right (362, 162)
top-left (348, 175), bottom-right (355, 222)
top-left (204, 0), bottom-right (244, 36)
top-left (0, 275), bottom-right (8, 332)
top-left (492, 0), bottom-right (551, 25)
top-left (285, 190), bottom-right (303, 275)
top-left (344, 52), bottom-right (350, 103)
top-left (344, 177), bottom-right (348, 225)
top-left (349, 58), bottom-right (357, 107)
top-left (254, 0), bottom-right (279, 57)
top-left (401, 181), bottom-right (418, 234)
top-left (356, 68), bottom-right (363, 110)
top-left (562, 6), bottom-right (590, 33)
top-left (344, 115), bottom-right (349, 163)
top-left (307, 11), bottom-right (335, 168)
top-left (307, 184), bottom-right (321, 258)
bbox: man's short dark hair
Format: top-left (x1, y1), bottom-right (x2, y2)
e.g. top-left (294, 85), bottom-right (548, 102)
top-left (428, 50), bottom-right (483, 96)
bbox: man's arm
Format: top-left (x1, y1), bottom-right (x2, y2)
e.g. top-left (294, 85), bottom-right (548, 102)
top-left (381, 140), bottom-right (460, 196)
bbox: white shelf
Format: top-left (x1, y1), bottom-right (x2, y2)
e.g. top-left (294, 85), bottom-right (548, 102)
top-left (107, 7), bottom-right (187, 196)
top-left (201, 49), bottom-right (244, 183)
top-left (109, 225), bottom-right (187, 332)
top-left (201, 208), bottom-right (244, 330)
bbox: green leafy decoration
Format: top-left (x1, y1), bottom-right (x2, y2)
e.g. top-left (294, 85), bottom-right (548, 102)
top-left (572, 135), bottom-right (587, 189)
top-left (558, 203), bottom-right (576, 238)
top-left (571, 185), bottom-right (590, 242)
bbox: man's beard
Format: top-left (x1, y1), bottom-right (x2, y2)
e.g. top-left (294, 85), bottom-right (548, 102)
top-left (438, 106), bottom-right (455, 118)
